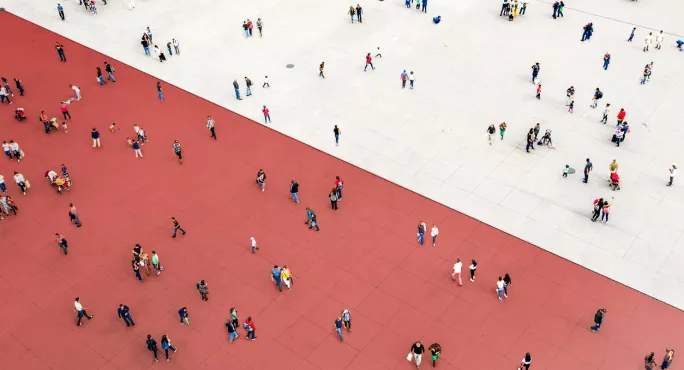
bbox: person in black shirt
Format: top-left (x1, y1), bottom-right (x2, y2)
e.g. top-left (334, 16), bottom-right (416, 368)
top-left (171, 217), bottom-right (186, 237)
top-left (290, 180), bottom-right (299, 203)
top-left (117, 304), bottom-right (135, 327)
top-left (104, 61), bottom-right (116, 82)
top-left (487, 124), bottom-right (496, 144)
top-left (146, 335), bottom-right (159, 363)
top-left (244, 76), bottom-right (253, 96)
top-left (157, 81), bottom-right (163, 101)
top-left (334, 316), bottom-right (344, 341)
top-left (410, 341), bottom-right (424, 368)
top-left (233, 80), bottom-right (242, 100)
top-left (256, 169), bottom-right (266, 191)
top-left (55, 42), bottom-right (66, 62)
top-left (503, 273), bottom-right (512, 297)
top-left (333, 125), bottom-right (341, 145)
top-left (96, 67), bottom-right (106, 86)
top-left (590, 308), bottom-right (606, 331)
top-left (132, 244), bottom-right (143, 260)
top-left (55, 233), bottom-right (68, 255)
top-left (428, 343), bottom-right (442, 367)
top-left (226, 320), bottom-right (239, 342)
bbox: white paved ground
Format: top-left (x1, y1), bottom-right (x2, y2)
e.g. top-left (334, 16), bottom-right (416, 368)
top-left (6, 0), bottom-right (684, 308)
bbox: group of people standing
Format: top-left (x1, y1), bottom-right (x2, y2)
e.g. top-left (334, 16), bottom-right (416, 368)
top-left (500, 0), bottom-right (528, 21)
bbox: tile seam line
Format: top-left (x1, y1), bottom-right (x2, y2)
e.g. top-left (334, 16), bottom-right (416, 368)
top-left (532, 0), bottom-right (684, 38)
top-left (4, 12), bottom-right (682, 313)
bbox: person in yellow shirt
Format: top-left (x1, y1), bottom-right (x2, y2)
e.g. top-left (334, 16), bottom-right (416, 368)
top-left (281, 266), bottom-right (292, 290)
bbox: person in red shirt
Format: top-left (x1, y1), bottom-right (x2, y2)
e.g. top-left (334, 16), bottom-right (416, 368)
top-left (244, 317), bottom-right (257, 340)
top-left (335, 176), bottom-right (344, 201)
top-left (364, 53), bottom-right (375, 71)
top-left (247, 20), bottom-right (253, 37)
top-left (262, 105), bottom-right (271, 124)
top-left (616, 108), bottom-right (626, 125)
top-left (60, 102), bottom-right (71, 120)
top-left (40, 111), bottom-right (50, 134)
top-left (536, 84), bottom-right (542, 99)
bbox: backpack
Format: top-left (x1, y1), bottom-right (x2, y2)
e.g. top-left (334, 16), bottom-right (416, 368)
top-left (597, 91), bottom-right (603, 99)
top-left (161, 340), bottom-right (169, 350)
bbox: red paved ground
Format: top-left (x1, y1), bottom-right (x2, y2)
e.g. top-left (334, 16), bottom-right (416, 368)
top-left (0, 12), bottom-right (682, 370)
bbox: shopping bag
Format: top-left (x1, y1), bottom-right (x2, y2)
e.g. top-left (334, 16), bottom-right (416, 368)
top-left (25, 180), bottom-right (31, 189)
top-left (407, 353), bottom-right (413, 361)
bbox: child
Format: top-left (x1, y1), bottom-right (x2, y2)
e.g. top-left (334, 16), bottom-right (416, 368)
top-left (568, 100), bottom-right (574, 113)
top-left (110, 123), bottom-right (117, 132)
top-left (62, 121), bottom-right (68, 133)
top-left (127, 137), bottom-right (134, 146)
top-left (262, 76), bottom-right (270, 88)
top-left (563, 165), bottom-right (569, 177)
top-left (536, 84), bottom-right (541, 99)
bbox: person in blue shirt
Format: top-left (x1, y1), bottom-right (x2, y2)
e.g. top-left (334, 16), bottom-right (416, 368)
top-left (57, 4), bottom-right (65, 20)
top-left (677, 40), bottom-right (683, 51)
top-left (334, 317), bottom-right (344, 341)
top-left (422, 0), bottom-right (428, 12)
top-left (117, 304), bottom-right (135, 327)
top-left (271, 265), bottom-right (283, 291)
top-left (433, 16), bottom-right (441, 24)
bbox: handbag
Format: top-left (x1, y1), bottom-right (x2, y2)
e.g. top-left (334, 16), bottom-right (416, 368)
top-left (25, 180), bottom-right (31, 188)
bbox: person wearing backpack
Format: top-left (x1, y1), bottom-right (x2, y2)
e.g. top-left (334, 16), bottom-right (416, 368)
top-left (244, 317), bottom-right (257, 340)
top-left (146, 335), bottom-right (159, 363)
top-left (160, 335), bottom-right (177, 361)
top-left (591, 88), bottom-right (602, 108)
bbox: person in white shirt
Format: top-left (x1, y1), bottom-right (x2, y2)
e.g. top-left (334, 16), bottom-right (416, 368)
top-left (74, 297), bottom-right (94, 326)
top-left (451, 258), bottom-right (463, 285)
top-left (644, 32), bottom-right (653, 52)
top-left (13, 171), bottom-right (27, 195)
top-left (0, 86), bottom-right (11, 105)
top-left (70, 84), bottom-right (81, 100)
top-left (172, 39), bottom-right (179, 54)
top-left (655, 30), bottom-right (664, 49)
top-left (409, 71), bottom-right (415, 89)
top-left (250, 237), bottom-right (259, 254)
top-left (496, 277), bottom-right (506, 301)
top-left (2, 141), bottom-right (12, 160)
top-left (430, 224), bottom-right (439, 247)
top-left (263, 75), bottom-right (270, 88)
top-left (9, 141), bottom-right (21, 162)
top-left (0, 174), bottom-right (6, 193)
top-left (668, 164), bottom-right (677, 186)
top-left (601, 103), bottom-right (611, 124)
top-left (206, 116), bottom-right (216, 139)
top-left (46, 170), bottom-right (58, 184)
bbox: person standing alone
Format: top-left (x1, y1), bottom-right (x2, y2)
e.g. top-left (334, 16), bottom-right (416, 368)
top-left (333, 125), bottom-right (341, 145)
top-left (57, 3), bottom-right (65, 20)
top-left (290, 180), bottom-right (299, 203)
top-left (667, 164), bottom-right (677, 186)
top-left (206, 116), bottom-right (216, 139)
top-left (590, 308), bottom-right (606, 332)
top-left (364, 53), bottom-right (375, 71)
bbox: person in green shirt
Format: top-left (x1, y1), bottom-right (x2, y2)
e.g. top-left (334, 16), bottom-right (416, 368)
top-left (151, 251), bottom-right (162, 276)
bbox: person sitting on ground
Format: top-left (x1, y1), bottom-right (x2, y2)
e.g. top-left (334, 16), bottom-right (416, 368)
top-left (677, 40), bottom-right (683, 51)
top-left (433, 16), bottom-right (441, 24)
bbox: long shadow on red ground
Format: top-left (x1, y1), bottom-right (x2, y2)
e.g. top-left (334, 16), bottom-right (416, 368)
top-left (0, 11), bottom-right (681, 370)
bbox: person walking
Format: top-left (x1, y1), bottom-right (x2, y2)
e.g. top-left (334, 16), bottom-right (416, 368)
top-left (178, 307), bottom-right (190, 325)
top-left (628, 27), bottom-right (636, 42)
top-left (526, 130), bottom-right (534, 153)
top-left (341, 309), bottom-right (352, 331)
top-left (655, 30), bottom-right (664, 50)
top-left (499, 122), bottom-right (507, 140)
top-left (151, 250), bottom-right (162, 275)
top-left (68, 203), bottom-right (82, 227)
top-left (160, 335), bottom-right (177, 361)
top-left (329, 188), bottom-right (338, 210)
top-left (451, 258), bottom-right (463, 285)
top-left (262, 75), bottom-right (270, 88)
top-left (644, 32), bottom-right (653, 52)
top-left (469, 260), bottom-right (477, 282)
top-left (244, 317), bottom-right (257, 340)
top-left (319, 62), bottom-right (325, 78)
top-left (583, 158), bottom-right (593, 183)
top-left (146, 335), bottom-right (159, 363)
top-left (348, 6), bottom-right (355, 23)
top-left (271, 265), bottom-right (283, 291)
top-left (13, 171), bottom-right (28, 195)
top-left (250, 237), bottom-right (259, 254)
top-left (601, 103), bottom-right (611, 123)
top-left (519, 353), bottom-right (532, 370)
top-left (364, 53), bottom-right (375, 71)
top-left (281, 265), bottom-right (293, 290)
top-left (356, 4), bottom-right (363, 22)
top-left (590, 308), bottom-right (607, 331)
top-left (591, 198), bottom-right (604, 222)
top-left (496, 277), bottom-right (506, 301)
top-left (256, 169), bottom-right (266, 192)
top-left (157, 81), bottom-right (163, 101)
top-left (422, 0), bottom-right (428, 12)
top-left (13, 78), bottom-right (24, 96)
top-left (430, 224), bottom-right (439, 247)
top-left (206, 116), bottom-right (216, 139)
top-left (57, 3), bottom-right (65, 20)
top-left (117, 304), bottom-right (135, 327)
top-left (503, 273), bottom-right (512, 297)
top-left (196, 280), bottom-right (209, 301)
top-left (417, 221), bottom-right (426, 245)
top-left (96, 67), bottom-right (106, 85)
top-left (230, 307), bottom-right (239, 329)
top-left (334, 316), bottom-right (344, 341)
top-left (290, 180), bottom-right (300, 203)
top-left (616, 108), bottom-right (626, 125)
top-left (60, 102), bottom-right (71, 120)
top-left (535, 84), bottom-right (541, 99)
top-left (171, 217), bottom-right (186, 237)
top-left (309, 210), bottom-right (320, 231)
top-left (603, 52), bottom-right (611, 70)
top-left (257, 18), bottom-right (263, 37)
top-left (333, 125), bottom-right (341, 145)
top-left (409, 341), bottom-right (424, 369)
top-left (531, 62), bottom-right (540, 82)
top-left (104, 62), bottom-right (116, 82)
top-left (172, 140), bottom-right (183, 164)
top-left (408, 71), bottom-right (415, 89)
top-left (0, 86), bottom-right (11, 105)
top-left (226, 319), bottom-right (239, 342)
top-left (661, 349), bottom-right (675, 369)
top-left (601, 197), bottom-right (614, 223)
top-left (132, 139), bottom-right (143, 158)
top-left (428, 343), bottom-right (442, 367)
top-left (262, 105), bottom-right (271, 123)
top-left (305, 207), bottom-right (314, 227)
top-left (335, 176), bottom-right (344, 200)
top-left (132, 260), bottom-right (143, 282)
top-left (244, 76), bottom-right (253, 96)
top-left (233, 80), bottom-right (242, 100)
top-left (172, 39), bottom-right (180, 54)
top-left (56, 42), bottom-right (66, 62)
top-left (55, 233), bottom-right (68, 255)
top-left (141, 38), bottom-right (150, 55)
top-left (401, 70), bottom-right (408, 89)
top-left (667, 164), bottom-right (677, 186)
top-left (74, 297), bottom-right (94, 326)
top-left (487, 124), bottom-right (496, 144)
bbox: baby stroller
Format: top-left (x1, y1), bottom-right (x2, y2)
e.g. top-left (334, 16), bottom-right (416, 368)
top-left (538, 129), bottom-right (552, 147)
top-left (609, 172), bottom-right (620, 191)
top-left (54, 176), bottom-right (71, 194)
top-left (15, 108), bottom-right (26, 121)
